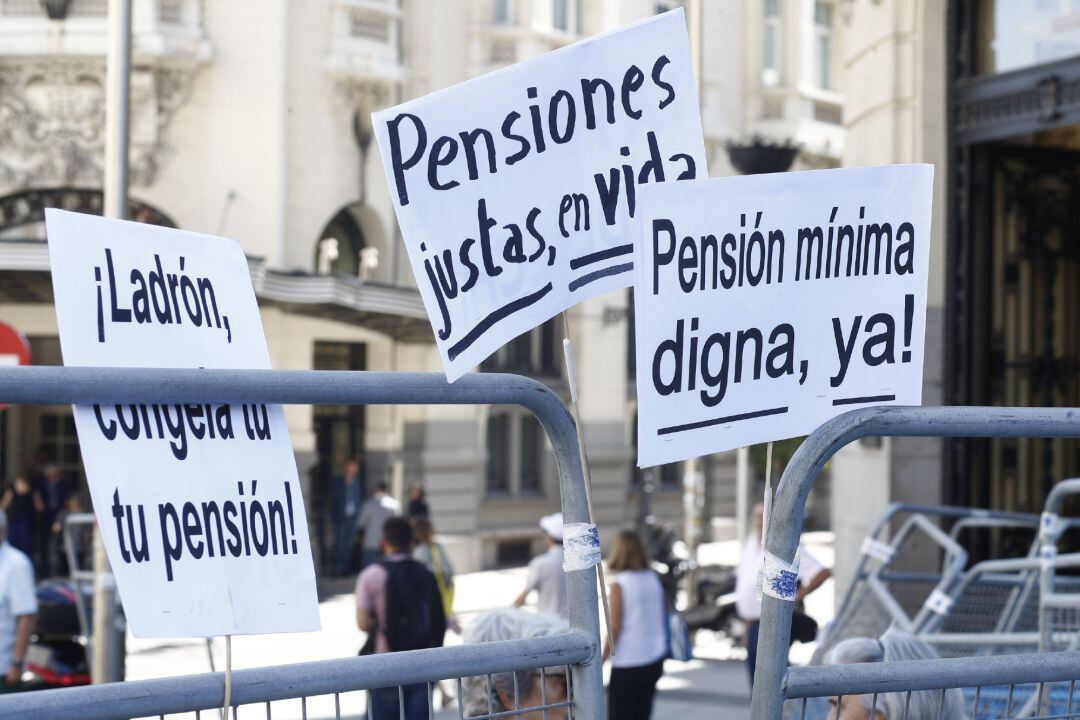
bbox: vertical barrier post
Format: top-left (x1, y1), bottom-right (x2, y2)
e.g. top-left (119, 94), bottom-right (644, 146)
top-left (527, 386), bottom-right (606, 720)
top-left (93, 0), bottom-right (132, 686)
top-left (748, 504), bottom-right (804, 720)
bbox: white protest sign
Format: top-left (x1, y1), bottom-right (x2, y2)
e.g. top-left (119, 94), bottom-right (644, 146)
top-left (46, 209), bottom-right (320, 637)
top-left (634, 164), bottom-right (934, 467)
top-left (373, 10), bottom-right (707, 381)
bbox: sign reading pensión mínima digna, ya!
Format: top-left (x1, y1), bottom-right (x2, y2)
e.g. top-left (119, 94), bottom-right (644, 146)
top-left (45, 209), bottom-right (320, 638)
top-left (373, 10), bottom-right (707, 381)
top-left (634, 165), bottom-right (934, 468)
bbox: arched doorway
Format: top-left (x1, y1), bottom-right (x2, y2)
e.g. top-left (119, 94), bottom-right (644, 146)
top-left (0, 187), bottom-right (176, 241)
top-left (315, 204), bottom-right (366, 276)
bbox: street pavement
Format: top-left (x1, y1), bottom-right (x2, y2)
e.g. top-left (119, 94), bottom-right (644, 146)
top-left (124, 534), bottom-right (834, 719)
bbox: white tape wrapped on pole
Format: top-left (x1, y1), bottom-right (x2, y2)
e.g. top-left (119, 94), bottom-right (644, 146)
top-left (925, 588), bottom-right (955, 616)
top-left (761, 549), bottom-right (800, 602)
top-left (563, 523), bottom-right (602, 572)
top-left (860, 538), bottom-right (897, 563)
top-left (562, 338), bottom-right (579, 405)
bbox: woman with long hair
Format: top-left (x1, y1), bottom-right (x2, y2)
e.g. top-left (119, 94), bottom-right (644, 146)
top-left (603, 529), bottom-right (668, 720)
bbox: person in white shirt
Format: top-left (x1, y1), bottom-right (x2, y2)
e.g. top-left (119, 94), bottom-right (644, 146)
top-left (603, 530), bottom-right (668, 720)
top-left (0, 509), bottom-right (37, 693)
top-left (355, 481), bottom-right (402, 569)
top-left (735, 502), bottom-right (829, 685)
top-left (514, 513), bottom-right (567, 619)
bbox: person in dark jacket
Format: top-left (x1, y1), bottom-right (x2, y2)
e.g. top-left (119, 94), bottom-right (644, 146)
top-left (330, 459), bottom-right (364, 577)
top-left (0, 478), bottom-right (42, 559)
top-left (407, 484), bottom-right (429, 519)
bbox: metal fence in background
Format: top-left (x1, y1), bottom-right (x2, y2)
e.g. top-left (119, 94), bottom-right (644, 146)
top-left (814, 502), bottom-right (1055, 662)
top-left (0, 367), bottom-right (604, 720)
top-left (751, 406), bottom-right (1080, 720)
top-left (783, 649), bottom-right (1080, 720)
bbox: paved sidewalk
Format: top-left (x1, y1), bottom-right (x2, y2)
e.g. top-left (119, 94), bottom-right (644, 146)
top-left (124, 534), bottom-right (834, 718)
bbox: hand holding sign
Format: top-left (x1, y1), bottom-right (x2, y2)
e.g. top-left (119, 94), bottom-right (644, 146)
top-left (634, 164), bottom-right (934, 467)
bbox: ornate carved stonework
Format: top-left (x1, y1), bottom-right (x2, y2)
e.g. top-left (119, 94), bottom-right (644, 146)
top-left (333, 77), bottom-right (393, 115)
top-left (0, 60), bottom-right (196, 192)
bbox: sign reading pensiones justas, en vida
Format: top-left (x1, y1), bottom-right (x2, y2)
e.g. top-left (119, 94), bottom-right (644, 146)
top-left (634, 164), bottom-right (935, 468)
top-left (45, 209), bottom-right (320, 638)
top-left (373, 9), bottom-right (707, 381)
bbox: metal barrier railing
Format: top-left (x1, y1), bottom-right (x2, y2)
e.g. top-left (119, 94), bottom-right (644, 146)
top-left (0, 633), bottom-right (592, 719)
top-left (783, 649), bottom-right (1080, 720)
top-left (811, 502), bottom-right (1042, 665)
top-left (750, 406), bottom-right (1080, 720)
top-left (0, 367), bottom-right (604, 720)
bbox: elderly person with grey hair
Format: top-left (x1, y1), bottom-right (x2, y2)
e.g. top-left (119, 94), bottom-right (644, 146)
top-left (0, 509), bottom-right (37, 692)
top-left (461, 609), bottom-right (570, 719)
top-left (824, 631), bottom-right (965, 719)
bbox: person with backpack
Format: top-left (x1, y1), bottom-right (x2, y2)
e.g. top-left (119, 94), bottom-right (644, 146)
top-left (355, 516), bottom-right (447, 719)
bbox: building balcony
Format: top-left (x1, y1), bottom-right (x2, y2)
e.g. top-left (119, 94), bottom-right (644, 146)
top-left (325, 0), bottom-right (405, 87)
top-left (747, 84), bottom-right (845, 165)
top-left (0, 0), bottom-right (211, 65)
top-left (249, 258), bottom-right (430, 342)
top-left (0, 231), bottom-right (430, 342)
top-left (469, 22), bottom-right (579, 77)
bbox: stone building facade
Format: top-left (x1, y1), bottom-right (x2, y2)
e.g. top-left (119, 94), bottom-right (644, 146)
top-left (0, 0), bottom-right (845, 572)
top-left (832, 0), bottom-right (1080, 594)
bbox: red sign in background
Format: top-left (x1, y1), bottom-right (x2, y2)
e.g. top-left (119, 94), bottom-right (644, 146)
top-left (0, 321), bottom-right (31, 411)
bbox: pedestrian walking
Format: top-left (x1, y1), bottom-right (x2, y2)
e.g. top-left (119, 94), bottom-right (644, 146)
top-left (0, 477), bottom-right (42, 559)
top-left (406, 484), bottom-right (429, 519)
top-left (356, 482), bottom-right (401, 570)
top-left (331, 459), bottom-right (364, 576)
top-left (36, 465), bottom-right (69, 578)
top-left (603, 530), bottom-right (668, 720)
top-left (513, 513), bottom-right (567, 619)
top-left (461, 609), bottom-right (569, 720)
top-left (53, 495), bottom-right (88, 576)
top-left (411, 516), bottom-right (457, 631)
top-left (0, 509), bottom-right (37, 693)
top-left (736, 501), bottom-right (830, 685)
top-left (824, 631), bottom-right (964, 719)
top-left (411, 515), bottom-right (457, 706)
top-left (355, 517), bottom-right (446, 720)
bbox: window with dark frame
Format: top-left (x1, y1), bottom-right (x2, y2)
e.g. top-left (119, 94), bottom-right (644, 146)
top-left (486, 413), bottom-right (511, 494)
top-left (485, 409), bottom-right (548, 497)
top-left (814, 2), bottom-right (834, 90)
top-left (763, 0), bottom-right (781, 87)
top-left (553, 0), bottom-right (567, 31)
top-left (480, 317), bottom-right (562, 376)
top-left (631, 410), bottom-right (682, 488)
top-left (519, 414), bottom-right (542, 492)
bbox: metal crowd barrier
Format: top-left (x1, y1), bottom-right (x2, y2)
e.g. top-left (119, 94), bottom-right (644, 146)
top-left (0, 367), bottom-right (604, 720)
top-left (751, 406), bottom-right (1080, 720)
top-left (784, 649), bottom-right (1080, 720)
top-left (813, 502), bottom-right (1044, 664)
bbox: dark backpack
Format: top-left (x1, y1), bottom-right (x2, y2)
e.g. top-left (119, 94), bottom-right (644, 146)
top-left (380, 559), bottom-right (447, 652)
